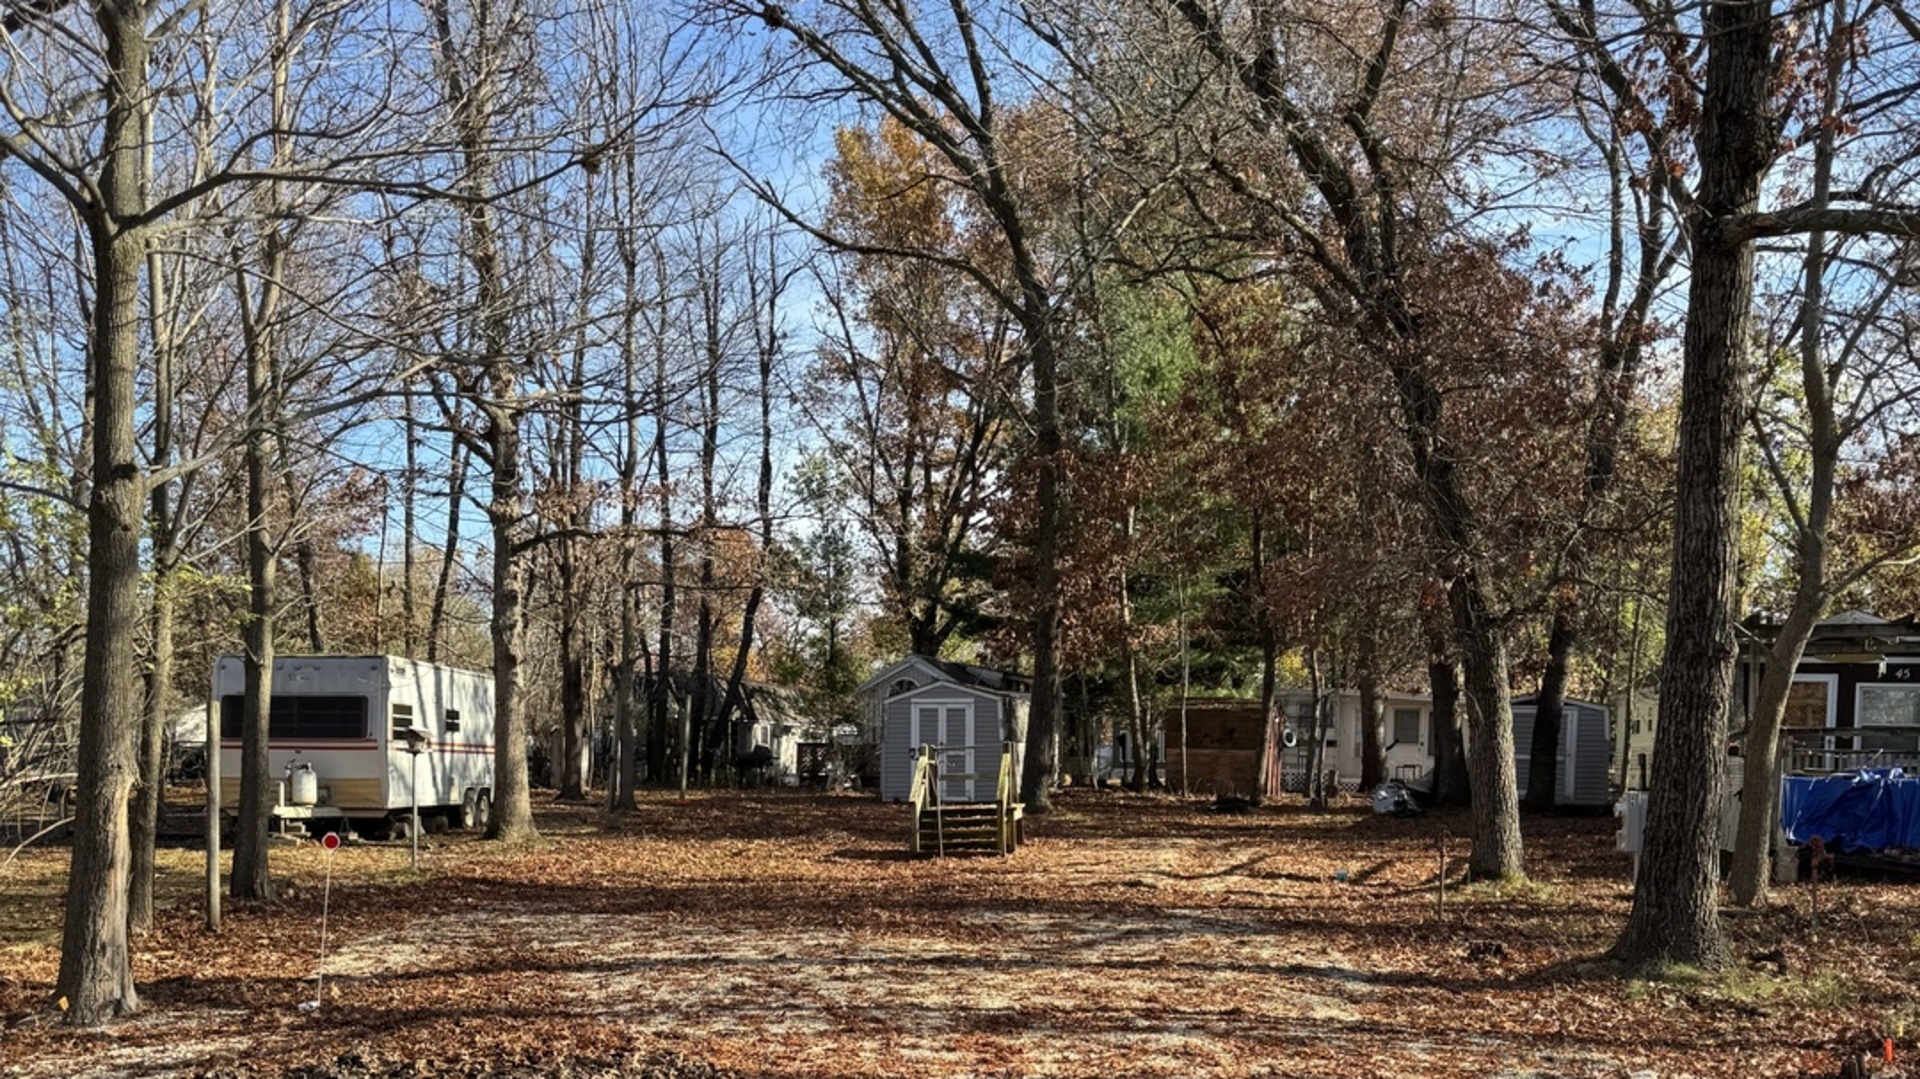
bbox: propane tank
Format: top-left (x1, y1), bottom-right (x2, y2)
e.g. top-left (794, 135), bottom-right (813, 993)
top-left (289, 761), bottom-right (319, 806)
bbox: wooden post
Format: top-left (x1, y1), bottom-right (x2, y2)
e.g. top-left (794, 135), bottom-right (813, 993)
top-left (205, 721), bottom-right (220, 932)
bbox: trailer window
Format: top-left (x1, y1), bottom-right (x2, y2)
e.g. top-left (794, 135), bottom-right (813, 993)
top-left (1392, 708), bottom-right (1423, 746)
top-left (219, 695), bottom-right (369, 740)
top-left (444, 709), bottom-right (461, 733)
top-left (391, 702), bottom-right (415, 736)
top-left (1857, 684), bottom-right (1920, 753)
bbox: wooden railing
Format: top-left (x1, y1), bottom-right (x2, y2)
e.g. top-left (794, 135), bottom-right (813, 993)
top-left (996, 741), bottom-right (1017, 853)
top-left (906, 742), bottom-right (1024, 856)
top-left (1788, 745), bottom-right (1920, 774)
top-left (907, 745), bottom-right (936, 854)
top-left (1784, 727), bottom-right (1920, 775)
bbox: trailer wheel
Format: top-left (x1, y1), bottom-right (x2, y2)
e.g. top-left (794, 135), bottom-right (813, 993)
top-left (460, 789), bottom-right (480, 830)
top-left (349, 817), bottom-right (390, 841)
top-left (473, 790), bottom-right (492, 834)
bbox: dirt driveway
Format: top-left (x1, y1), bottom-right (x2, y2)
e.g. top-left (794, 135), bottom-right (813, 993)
top-left (0, 792), bottom-right (1908, 1077)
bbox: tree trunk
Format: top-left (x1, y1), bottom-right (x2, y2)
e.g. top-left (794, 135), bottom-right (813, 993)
top-left (130, 135), bottom-right (180, 935)
top-left (556, 159), bottom-right (596, 804)
top-left (1118, 505), bottom-right (1148, 793)
top-left (429, 0), bottom-right (534, 840)
top-left (1358, 626), bottom-right (1385, 791)
top-left (427, 436), bottom-right (466, 665)
top-left (610, 216), bottom-right (642, 811)
top-left (57, 7), bottom-right (149, 1021)
top-left (611, 610), bottom-right (637, 809)
top-left (1729, 600), bottom-right (1823, 905)
top-left (1252, 512), bottom-right (1278, 805)
top-left (1524, 602), bottom-right (1577, 812)
top-left (1394, 351), bottom-right (1524, 877)
top-left (1305, 648), bottom-right (1328, 807)
top-left (1020, 330), bottom-right (1063, 814)
top-left (676, 682), bottom-right (692, 797)
top-left (129, 562), bottom-right (173, 936)
top-left (230, 200), bottom-right (291, 902)
top-left (291, 532), bottom-right (325, 653)
top-left (403, 382), bottom-right (419, 657)
top-left (1125, 651), bottom-right (1149, 794)
top-left (130, 346), bottom-right (175, 936)
top-left (691, 302), bottom-right (720, 782)
top-left (556, 430), bottom-right (588, 801)
top-left (1428, 656), bottom-right (1469, 807)
top-left (1618, 592), bottom-right (1645, 791)
top-left (558, 604), bottom-right (587, 800)
top-left (484, 406), bottom-right (536, 841)
top-left (230, 83), bottom-right (293, 897)
top-left (231, 338), bottom-right (278, 903)
top-left (906, 565), bottom-right (943, 657)
top-left (713, 242), bottom-right (781, 757)
top-left (231, 597), bottom-right (275, 902)
top-left (1729, 7), bottom-right (1844, 907)
top-left (1613, 0), bottom-right (1773, 970)
top-left (652, 511), bottom-right (675, 788)
top-left (649, 248), bottom-right (675, 787)
top-left (1454, 576), bottom-right (1523, 879)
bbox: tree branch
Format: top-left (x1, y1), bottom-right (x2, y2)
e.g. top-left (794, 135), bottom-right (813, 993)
top-left (1720, 205), bottom-right (1920, 243)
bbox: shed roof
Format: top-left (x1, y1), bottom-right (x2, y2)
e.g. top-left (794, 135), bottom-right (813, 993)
top-left (882, 679), bottom-right (1006, 705)
top-left (856, 654), bottom-right (1031, 697)
top-left (1510, 694), bottom-right (1607, 710)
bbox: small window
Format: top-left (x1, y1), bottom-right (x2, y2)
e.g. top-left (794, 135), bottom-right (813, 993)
top-left (1392, 708), bottom-right (1422, 746)
top-left (888, 678), bottom-right (916, 697)
top-left (1858, 684), bottom-right (1920, 753)
top-left (220, 694), bottom-right (368, 740)
top-left (391, 702), bottom-right (415, 735)
top-left (444, 708), bottom-right (462, 733)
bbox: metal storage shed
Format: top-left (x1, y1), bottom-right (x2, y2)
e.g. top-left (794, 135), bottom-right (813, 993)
top-left (1512, 696), bottom-right (1613, 807)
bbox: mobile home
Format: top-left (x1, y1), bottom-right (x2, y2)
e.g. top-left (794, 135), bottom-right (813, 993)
top-left (1279, 688), bottom-right (1612, 805)
top-left (215, 655), bottom-right (494, 835)
top-left (1279, 688), bottom-right (1437, 793)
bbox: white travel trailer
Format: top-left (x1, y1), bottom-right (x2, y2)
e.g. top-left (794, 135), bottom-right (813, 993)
top-left (215, 655), bottom-right (495, 836)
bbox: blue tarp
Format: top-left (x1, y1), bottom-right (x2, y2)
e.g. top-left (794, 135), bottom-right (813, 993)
top-left (1781, 769), bottom-right (1920, 854)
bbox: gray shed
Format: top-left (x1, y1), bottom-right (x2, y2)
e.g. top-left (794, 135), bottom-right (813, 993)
top-left (1512, 696), bottom-right (1612, 807)
top-left (879, 681), bottom-right (1028, 803)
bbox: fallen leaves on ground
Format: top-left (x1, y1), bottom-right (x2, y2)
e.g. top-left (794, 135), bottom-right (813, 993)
top-left (1, 790), bottom-right (1914, 1078)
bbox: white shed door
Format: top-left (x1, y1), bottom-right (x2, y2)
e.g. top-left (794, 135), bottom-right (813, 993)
top-left (911, 701), bottom-right (977, 802)
top-left (1558, 707), bottom-right (1577, 804)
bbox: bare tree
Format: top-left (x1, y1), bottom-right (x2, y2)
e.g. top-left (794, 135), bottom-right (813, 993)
top-left (1123, 0), bottom-right (1557, 876)
top-left (1615, 0), bottom-right (1920, 967)
top-left (0, 0), bottom-right (176, 1021)
top-left (1727, 1), bottom-right (1920, 902)
top-left (1521, 0), bottom-right (1685, 811)
top-left (804, 121), bottom-right (1015, 659)
top-left (729, 0), bottom-right (1152, 811)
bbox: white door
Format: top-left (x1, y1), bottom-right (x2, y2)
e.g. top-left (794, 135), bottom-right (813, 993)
top-left (1386, 706), bottom-right (1426, 782)
top-left (940, 704), bottom-right (976, 801)
top-left (911, 700), bottom-right (977, 801)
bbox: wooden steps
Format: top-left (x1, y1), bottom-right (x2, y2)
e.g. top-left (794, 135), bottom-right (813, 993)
top-left (907, 741), bottom-right (1024, 857)
top-left (918, 802), bottom-right (1020, 855)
